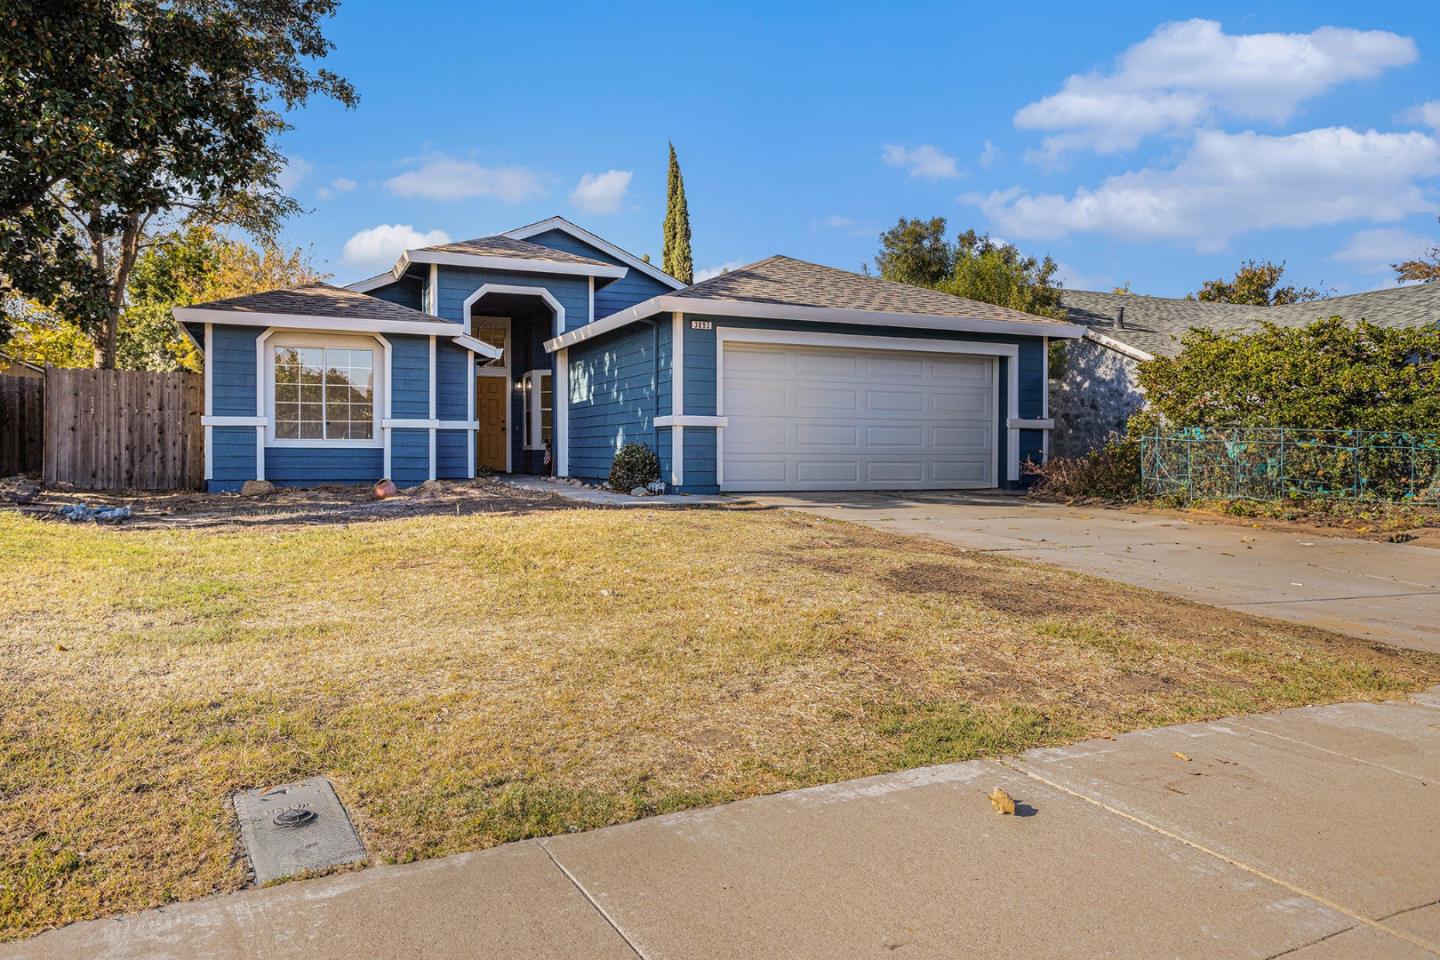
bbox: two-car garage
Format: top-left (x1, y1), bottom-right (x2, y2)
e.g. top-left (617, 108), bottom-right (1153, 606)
top-left (718, 335), bottom-right (1000, 492)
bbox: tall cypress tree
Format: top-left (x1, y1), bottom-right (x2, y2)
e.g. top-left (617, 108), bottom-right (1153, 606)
top-left (662, 142), bottom-right (693, 284)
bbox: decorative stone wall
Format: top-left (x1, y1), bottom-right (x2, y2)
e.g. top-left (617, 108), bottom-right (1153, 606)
top-left (1050, 336), bottom-right (1146, 458)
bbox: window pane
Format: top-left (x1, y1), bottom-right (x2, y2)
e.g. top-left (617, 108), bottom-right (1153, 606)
top-left (299, 420), bottom-right (323, 439)
top-left (275, 383), bottom-right (297, 404)
top-left (541, 376), bottom-right (553, 443)
top-left (275, 420), bottom-right (299, 440)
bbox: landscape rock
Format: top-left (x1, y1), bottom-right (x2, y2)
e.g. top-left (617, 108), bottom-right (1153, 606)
top-left (240, 480), bottom-right (275, 498)
top-left (372, 478), bottom-right (399, 500)
top-left (5, 479), bottom-right (39, 504)
top-left (630, 487), bottom-right (647, 497)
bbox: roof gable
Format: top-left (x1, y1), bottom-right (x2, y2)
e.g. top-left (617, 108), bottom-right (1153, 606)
top-left (504, 216), bottom-right (684, 290)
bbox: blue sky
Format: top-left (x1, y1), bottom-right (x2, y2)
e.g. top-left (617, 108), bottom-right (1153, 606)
top-left (276, 1), bottom-right (1440, 297)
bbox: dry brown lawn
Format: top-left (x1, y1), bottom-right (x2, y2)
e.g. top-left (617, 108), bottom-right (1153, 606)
top-left (3, 497), bottom-right (1437, 940)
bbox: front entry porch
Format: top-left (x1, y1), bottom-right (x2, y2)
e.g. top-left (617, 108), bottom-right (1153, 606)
top-left (467, 289), bottom-right (556, 476)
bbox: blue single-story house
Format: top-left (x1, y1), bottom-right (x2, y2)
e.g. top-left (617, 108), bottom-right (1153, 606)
top-left (175, 217), bottom-right (1083, 494)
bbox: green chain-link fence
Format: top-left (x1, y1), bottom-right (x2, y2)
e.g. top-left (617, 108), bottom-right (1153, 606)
top-left (1140, 427), bottom-right (1440, 502)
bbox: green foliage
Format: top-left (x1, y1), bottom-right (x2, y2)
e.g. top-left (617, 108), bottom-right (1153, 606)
top-left (875, 217), bottom-right (952, 287)
top-left (1135, 317), bottom-right (1440, 434)
top-left (609, 442), bottom-right (661, 492)
top-left (1393, 217), bottom-right (1439, 284)
top-left (875, 217), bottom-right (1065, 319)
top-left (0, 0), bottom-right (355, 367)
top-left (1190, 259), bottom-right (1320, 306)
top-left (662, 143), bottom-right (693, 284)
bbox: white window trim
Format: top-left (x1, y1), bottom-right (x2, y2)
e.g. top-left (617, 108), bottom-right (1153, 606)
top-left (713, 326), bottom-right (1019, 488)
top-left (472, 316), bottom-right (512, 376)
top-left (521, 368), bottom-right (553, 452)
top-left (262, 330), bottom-right (386, 449)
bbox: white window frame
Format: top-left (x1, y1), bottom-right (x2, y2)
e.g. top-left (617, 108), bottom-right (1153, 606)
top-left (472, 316), bottom-right (511, 375)
top-left (522, 368), bottom-right (553, 451)
top-left (263, 331), bottom-right (386, 448)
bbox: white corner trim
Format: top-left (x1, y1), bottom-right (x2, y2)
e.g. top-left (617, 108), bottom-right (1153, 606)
top-left (396, 248), bottom-right (626, 280)
top-left (555, 348), bottom-right (570, 477)
top-left (671, 312), bottom-right (684, 417)
top-left (544, 294), bottom-right (1085, 352)
top-left (467, 348), bottom-right (477, 479)
top-left (588, 276), bottom-right (595, 324)
top-left (428, 335), bottom-right (437, 481)
top-left (203, 415), bottom-right (267, 427)
top-left (460, 283), bottom-right (566, 339)
top-left (1008, 418), bottom-right (1055, 430)
top-left (504, 216), bottom-right (685, 290)
top-left (203, 322), bottom-right (213, 481)
top-left (254, 328), bottom-right (276, 481)
top-left (427, 264), bottom-right (439, 316)
top-left (1041, 336), bottom-right (1051, 462)
top-left (450, 332), bottom-right (504, 360)
top-left (376, 334), bottom-right (393, 479)
top-left (655, 415), bottom-right (727, 428)
top-left (174, 308), bottom-right (467, 338)
top-left (1083, 329), bottom-right (1154, 363)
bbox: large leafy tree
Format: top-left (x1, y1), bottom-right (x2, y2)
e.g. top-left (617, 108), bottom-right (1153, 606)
top-left (1190, 259), bottom-right (1321, 306)
top-left (0, 0), bottom-right (356, 368)
top-left (1393, 217), bottom-right (1439, 284)
top-left (875, 216), bottom-right (1065, 319)
top-left (662, 142), bottom-right (693, 284)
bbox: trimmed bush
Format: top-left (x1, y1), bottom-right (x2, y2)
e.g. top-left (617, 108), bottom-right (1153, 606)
top-left (609, 442), bottom-right (660, 492)
top-left (1025, 440), bottom-right (1140, 502)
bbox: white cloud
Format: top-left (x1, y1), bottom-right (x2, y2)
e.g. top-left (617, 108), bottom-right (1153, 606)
top-left (976, 127), bottom-right (1440, 251)
top-left (1051, 261), bottom-right (1111, 292)
top-left (569, 169), bottom-right (632, 214)
top-left (695, 260), bottom-right (747, 282)
top-left (342, 224), bottom-right (451, 271)
top-left (1015, 20), bottom-right (1417, 159)
top-left (386, 158), bottom-right (545, 203)
top-left (316, 177), bottom-right (358, 201)
top-left (276, 156), bottom-right (313, 193)
top-left (1330, 227), bottom-right (1434, 273)
top-left (978, 140), bottom-right (1001, 169)
top-left (882, 143), bottom-right (963, 180)
top-left (1399, 101), bottom-right (1440, 131)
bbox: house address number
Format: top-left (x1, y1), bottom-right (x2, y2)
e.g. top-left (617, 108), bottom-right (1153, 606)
top-left (690, 320), bottom-right (713, 330)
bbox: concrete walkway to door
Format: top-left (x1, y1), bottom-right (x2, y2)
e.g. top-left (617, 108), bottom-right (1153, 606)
top-left (752, 492), bottom-right (1440, 653)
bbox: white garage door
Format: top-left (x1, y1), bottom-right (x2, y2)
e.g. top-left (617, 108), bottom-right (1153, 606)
top-left (721, 342), bottom-right (997, 491)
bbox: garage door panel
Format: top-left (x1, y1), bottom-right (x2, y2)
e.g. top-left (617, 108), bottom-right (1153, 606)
top-left (722, 343), bottom-right (997, 492)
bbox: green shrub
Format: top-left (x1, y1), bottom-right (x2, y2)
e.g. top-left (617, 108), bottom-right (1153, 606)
top-left (1025, 440), bottom-right (1140, 501)
top-left (609, 442), bottom-right (660, 492)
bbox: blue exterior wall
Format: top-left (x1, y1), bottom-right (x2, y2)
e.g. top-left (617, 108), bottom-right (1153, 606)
top-left (389, 335), bottom-right (431, 418)
top-left (522, 228), bottom-right (675, 319)
top-left (434, 266), bottom-right (589, 332)
top-left (566, 319), bottom-right (664, 482)
top-left (436, 429), bottom-right (468, 479)
top-left (210, 325), bottom-right (260, 416)
top-left (209, 426), bottom-right (257, 492)
top-left (435, 340), bottom-right (469, 420)
top-left (392, 428), bottom-right (429, 487)
top-left (266, 447), bottom-right (383, 487)
top-left (368, 277), bottom-right (423, 311)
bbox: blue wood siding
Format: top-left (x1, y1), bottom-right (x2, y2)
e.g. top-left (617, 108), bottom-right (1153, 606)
top-left (209, 325), bottom-right (259, 416)
top-left (436, 429), bottom-right (468, 479)
top-left (655, 318), bottom-right (673, 418)
top-left (391, 428), bottom-right (429, 486)
top-left (208, 425), bottom-right (256, 491)
top-left (522, 228), bottom-right (674, 319)
top-left (566, 320), bottom-right (661, 481)
top-left (1018, 340), bottom-right (1045, 419)
top-left (435, 340), bottom-right (469, 420)
top-left (368, 277), bottom-right (423, 311)
top-left (434, 266), bottom-right (590, 332)
top-left (681, 319), bottom-right (717, 417)
top-left (681, 426), bottom-right (718, 493)
top-left (389, 335), bottom-right (431, 418)
top-left (265, 447), bottom-right (382, 487)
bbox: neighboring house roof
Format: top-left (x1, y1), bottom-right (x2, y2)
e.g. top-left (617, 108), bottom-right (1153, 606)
top-left (547, 255), bottom-right (1084, 352)
top-left (1062, 283), bottom-right (1440, 359)
top-left (503, 216), bottom-right (686, 290)
top-left (172, 283), bottom-right (501, 357)
top-left (0, 350), bottom-right (44, 375)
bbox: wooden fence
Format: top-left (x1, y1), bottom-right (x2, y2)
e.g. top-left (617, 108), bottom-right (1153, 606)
top-left (0, 374), bottom-right (45, 476)
top-left (43, 368), bottom-right (204, 490)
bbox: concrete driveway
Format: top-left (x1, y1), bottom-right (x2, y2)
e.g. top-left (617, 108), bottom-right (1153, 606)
top-left (752, 492), bottom-right (1440, 653)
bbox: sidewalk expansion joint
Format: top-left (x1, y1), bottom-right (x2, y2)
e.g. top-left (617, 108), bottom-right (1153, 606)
top-left (999, 758), bottom-right (1440, 957)
top-left (538, 840), bottom-right (649, 960)
top-left (1229, 721), bottom-right (1432, 786)
top-left (1227, 589), bottom-right (1440, 607)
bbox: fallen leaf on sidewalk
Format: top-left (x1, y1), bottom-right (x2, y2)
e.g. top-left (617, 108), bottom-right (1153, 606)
top-left (1172, 751), bottom-right (1191, 762)
top-left (54, 643), bottom-right (68, 652)
top-left (989, 788), bottom-right (1016, 815)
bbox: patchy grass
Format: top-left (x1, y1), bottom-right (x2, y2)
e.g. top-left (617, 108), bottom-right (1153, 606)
top-left (2, 504), bottom-right (1437, 939)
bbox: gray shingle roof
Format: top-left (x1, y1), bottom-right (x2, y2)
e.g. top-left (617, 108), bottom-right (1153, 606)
top-left (420, 235), bottom-right (615, 268)
top-left (1062, 283), bottom-right (1440, 358)
top-left (676, 255), bottom-right (1063, 325)
top-left (188, 282), bottom-right (440, 324)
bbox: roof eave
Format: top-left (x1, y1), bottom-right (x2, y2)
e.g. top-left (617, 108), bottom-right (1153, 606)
top-left (545, 294), bottom-right (1085, 353)
top-left (397, 248), bottom-right (627, 280)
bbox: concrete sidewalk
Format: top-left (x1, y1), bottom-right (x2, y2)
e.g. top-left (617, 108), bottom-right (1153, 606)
top-left (752, 492), bottom-right (1440, 653)
top-left (10, 689), bottom-right (1440, 959)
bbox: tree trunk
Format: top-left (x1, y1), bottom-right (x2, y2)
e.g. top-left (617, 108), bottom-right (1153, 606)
top-left (93, 213), bottom-right (143, 369)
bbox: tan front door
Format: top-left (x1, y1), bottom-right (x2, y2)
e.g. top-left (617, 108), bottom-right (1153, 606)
top-left (476, 377), bottom-right (508, 472)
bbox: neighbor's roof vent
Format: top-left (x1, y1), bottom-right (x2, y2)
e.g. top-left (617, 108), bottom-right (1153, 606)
top-left (1115, 305), bottom-right (1126, 329)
